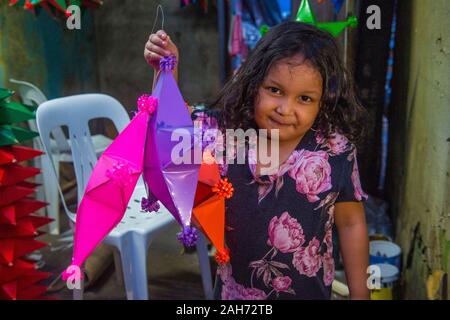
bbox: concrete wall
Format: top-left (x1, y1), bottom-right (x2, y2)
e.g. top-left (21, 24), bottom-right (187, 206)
top-left (0, 3), bottom-right (98, 99)
top-left (1, 0), bottom-right (220, 134)
top-left (387, 0), bottom-right (450, 299)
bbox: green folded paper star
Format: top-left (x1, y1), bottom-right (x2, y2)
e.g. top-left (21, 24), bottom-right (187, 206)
top-left (295, 0), bottom-right (357, 37)
top-left (0, 88), bottom-right (15, 101)
top-left (260, 0), bottom-right (357, 38)
top-left (9, 0), bottom-right (102, 17)
top-left (0, 101), bottom-right (36, 125)
top-left (0, 125), bottom-right (39, 147)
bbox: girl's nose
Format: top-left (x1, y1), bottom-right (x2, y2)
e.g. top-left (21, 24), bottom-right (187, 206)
top-left (275, 100), bottom-right (295, 116)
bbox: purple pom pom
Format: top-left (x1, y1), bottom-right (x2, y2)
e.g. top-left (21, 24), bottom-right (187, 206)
top-left (141, 193), bottom-right (160, 213)
top-left (176, 225), bottom-right (199, 248)
top-left (159, 55), bottom-right (177, 72)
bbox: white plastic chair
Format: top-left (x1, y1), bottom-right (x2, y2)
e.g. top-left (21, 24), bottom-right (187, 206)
top-left (35, 94), bottom-right (213, 300)
top-left (9, 79), bottom-right (113, 235)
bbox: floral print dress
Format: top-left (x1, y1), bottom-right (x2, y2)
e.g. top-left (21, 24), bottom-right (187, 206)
top-left (192, 109), bottom-right (368, 300)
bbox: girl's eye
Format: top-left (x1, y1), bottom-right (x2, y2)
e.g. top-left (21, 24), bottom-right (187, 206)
top-left (266, 87), bottom-right (282, 95)
top-left (299, 95), bottom-right (312, 103)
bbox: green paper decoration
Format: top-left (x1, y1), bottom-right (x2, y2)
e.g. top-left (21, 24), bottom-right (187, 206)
top-left (315, 16), bottom-right (358, 37)
top-left (0, 125), bottom-right (39, 146)
top-left (33, 0), bottom-right (68, 12)
top-left (259, 24), bottom-right (270, 36)
top-left (259, 0), bottom-right (358, 38)
top-left (23, 102), bottom-right (39, 113)
top-left (295, 0), bottom-right (316, 24)
top-left (0, 87), bottom-right (39, 146)
top-left (295, 0), bottom-right (358, 37)
top-left (0, 88), bottom-right (15, 101)
top-left (0, 101), bottom-right (36, 125)
top-left (9, 0), bottom-right (102, 17)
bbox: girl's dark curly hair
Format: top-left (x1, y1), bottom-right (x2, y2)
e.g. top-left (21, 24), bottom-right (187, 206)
top-left (208, 21), bottom-right (367, 146)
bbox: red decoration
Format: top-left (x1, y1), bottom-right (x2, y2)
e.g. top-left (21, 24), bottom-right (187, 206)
top-left (0, 273), bottom-right (51, 300)
top-left (0, 88), bottom-right (51, 300)
top-left (0, 146), bottom-right (44, 165)
top-left (0, 165), bottom-right (41, 187)
top-left (0, 259), bottom-right (36, 284)
top-left (0, 237), bottom-right (47, 266)
top-left (214, 248), bottom-right (230, 265)
top-left (0, 185), bottom-right (36, 207)
top-left (16, 181), bottom-right (41, 189)
top-left (212, 177), bottom-right (234, 199)
top-left (0, 216), bottom-right (53, 238)
top-left (0, 199), bottom-right (47, 225)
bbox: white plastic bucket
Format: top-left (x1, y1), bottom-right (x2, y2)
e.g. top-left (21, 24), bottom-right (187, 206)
top-left (377, 263), bottom-right (399, 288)
top-left (370, 263), bottom-right (399, 300)
top-left (369, 240), bottom-right (401, 269)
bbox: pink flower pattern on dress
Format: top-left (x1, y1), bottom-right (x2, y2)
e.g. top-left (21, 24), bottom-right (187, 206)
top-left (267, 212), bottom-right (305, 253)
top-left (324, 226), bottom-right (333, 255)
top-left (219, 264), bottom-right (268, 300)
top-left (272, 276), bottom-right (293, 293)
top-left (322, 252), bottom-right (335, 286)
top-left (292, 237), bottom-right (323, 277)
top-left (222, 209), bottom-right (339, 298)
top-left (316, 132), bottom-right (349, 156)
top-left (351, 153), bottom-right (368, 201)
top-left (242, 287), bottom-right (268, 300)
top-left (324, 205), bottom-right (336, 232)
top-left (288, 150), bottom-right (332, 203)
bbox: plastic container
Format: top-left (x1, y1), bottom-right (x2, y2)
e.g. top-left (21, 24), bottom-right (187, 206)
top-left (370, 263), bottom-right (399, 300)
top-left (369, 240), bottom-right (401, 269)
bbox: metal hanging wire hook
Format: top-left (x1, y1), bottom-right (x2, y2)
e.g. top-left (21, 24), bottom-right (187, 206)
top-left (151, 4), bottom-right (165, 34)
top-left (150, 4), bottom-right (169, 92)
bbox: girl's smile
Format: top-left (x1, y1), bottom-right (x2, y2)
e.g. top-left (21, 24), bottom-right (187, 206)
top-left (268, 113), bottom-right (297, 126)
top-left (268, 116), bottom-right (293, 127)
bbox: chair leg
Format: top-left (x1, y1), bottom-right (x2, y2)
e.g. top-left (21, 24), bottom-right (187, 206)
top-left (32, 142), bottom-right (46, 218)
top-left (117, 236), bottom-right (149, 300)
top-left (112, 247), bottom-right (124, 287)
top-left (73, 276), bottom-right (84, 300)
top-left (33, 157), bottom-right (46, 217)
top-left (196, 233), bottom-right (213, 300)
top-left (41, 155), bottom-right (60, 235)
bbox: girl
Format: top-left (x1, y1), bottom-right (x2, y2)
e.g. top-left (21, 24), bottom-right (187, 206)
top-left (144, 21), bottom-right (369, 300)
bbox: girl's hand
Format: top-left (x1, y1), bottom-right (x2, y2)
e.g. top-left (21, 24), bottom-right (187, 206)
top-left (144, 30), bottom-right (179, 71)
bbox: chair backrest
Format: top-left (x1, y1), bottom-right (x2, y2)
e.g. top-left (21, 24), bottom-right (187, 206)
top-left (36, 94), bottom-right (130, 221)
top-left (9, 79), bottom-right (71, 152)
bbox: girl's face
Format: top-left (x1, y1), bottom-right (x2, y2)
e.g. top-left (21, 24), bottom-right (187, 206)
top-left (254, 56), bottom-right (323, 144)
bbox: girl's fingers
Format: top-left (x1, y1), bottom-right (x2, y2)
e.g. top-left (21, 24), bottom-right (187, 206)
top-left (156, 30), bottom-right (167, 40)
top-left (146, 43), bottom-right (171, 57)
top-left (150, 33), bottom-right (167, 47)
top-left (145, 50), bottom-right (163, 64)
